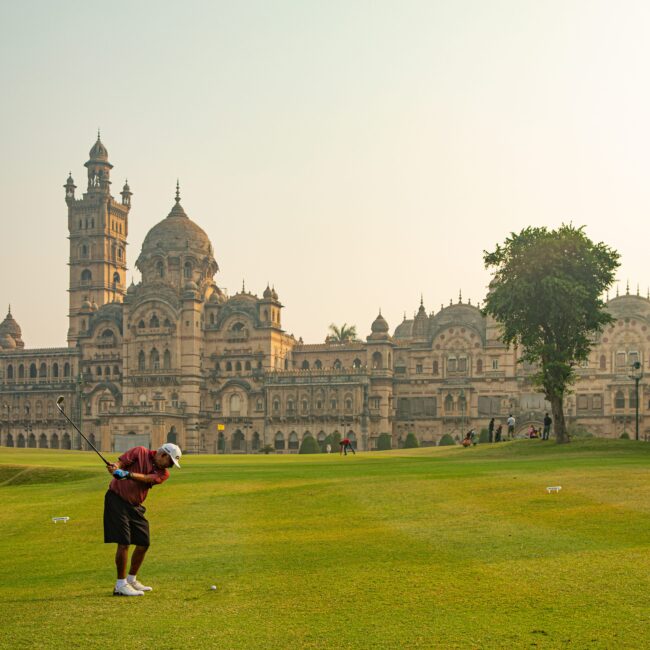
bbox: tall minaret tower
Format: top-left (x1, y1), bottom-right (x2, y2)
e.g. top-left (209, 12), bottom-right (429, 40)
top-left (65, 133), bottom-right (131, 346)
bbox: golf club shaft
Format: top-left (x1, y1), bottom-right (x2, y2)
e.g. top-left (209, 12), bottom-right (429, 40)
top-left (56, 405), bottom-right (111, 466)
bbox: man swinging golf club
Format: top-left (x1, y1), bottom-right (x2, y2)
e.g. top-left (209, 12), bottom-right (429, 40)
top-left (105, 442), bottom-right (182, 596)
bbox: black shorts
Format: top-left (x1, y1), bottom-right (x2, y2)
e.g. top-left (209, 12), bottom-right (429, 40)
top-left (103, 490), bottom-right (150, 547)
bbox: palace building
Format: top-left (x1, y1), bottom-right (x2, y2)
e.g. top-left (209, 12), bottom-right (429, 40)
top-left (0, 137), bottom-right (647, 452)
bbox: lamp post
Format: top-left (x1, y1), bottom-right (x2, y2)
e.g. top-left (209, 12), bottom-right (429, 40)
top-left (629, 360), bottom-right (643, 441)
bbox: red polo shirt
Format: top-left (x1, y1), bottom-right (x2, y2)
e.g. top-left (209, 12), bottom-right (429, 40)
top-left (341, 438), bottom-right (351, 445)
top-left (109, 446), bottom-right (169, 506)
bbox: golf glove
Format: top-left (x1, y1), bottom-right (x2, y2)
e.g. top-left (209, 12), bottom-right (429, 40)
top-left (113, 469), bottom-right (131, 480)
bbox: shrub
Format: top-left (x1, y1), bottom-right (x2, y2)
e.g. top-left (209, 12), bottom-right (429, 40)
top-left (377, 433), bottom-right (392, 451)
top-left (438, 433), bottom-right (455, 446)
top-left (259, 444), bottom-right (275, 455)
top-left (322, 432), bottom-right (342, 452)
top-left (620, 431), bottom-right (630, 440)
top-left (404, 432), bottom-right (419, 448)
top-left (478, 428), bottom-right (489, 443)
top-left (299, 436), bottom-right (321, 454)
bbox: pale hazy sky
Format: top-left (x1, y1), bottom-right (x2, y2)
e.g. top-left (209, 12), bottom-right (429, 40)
top-left (1, 1), bottom-right (649, 348)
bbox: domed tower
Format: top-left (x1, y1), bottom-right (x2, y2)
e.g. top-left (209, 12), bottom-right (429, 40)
top-left (412, 297), bottom-right (429, 341)
top-left (135, 182), bottom-right (218, 293)
top-left (366, 310), bottom-right (394, 445)
top-left (0, 306), bottom-right (24, 349)
top-left (66, 133), bottom-right (130, 346)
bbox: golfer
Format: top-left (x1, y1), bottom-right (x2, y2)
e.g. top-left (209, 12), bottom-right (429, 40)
top-left (339, 437), bottom-right (356, 455)
top-left (104, 442), bottom-right (181, 596)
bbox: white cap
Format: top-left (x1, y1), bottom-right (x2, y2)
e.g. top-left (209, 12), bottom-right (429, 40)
top-left (159, 442), bottom-right (182, 468)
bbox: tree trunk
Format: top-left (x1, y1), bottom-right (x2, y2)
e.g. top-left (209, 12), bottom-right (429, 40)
top-left (551, 394), bottom-right (569, 444)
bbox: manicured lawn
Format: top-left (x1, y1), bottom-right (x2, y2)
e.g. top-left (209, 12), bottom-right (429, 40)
top-left (1, 439), bottom-right (650, 649)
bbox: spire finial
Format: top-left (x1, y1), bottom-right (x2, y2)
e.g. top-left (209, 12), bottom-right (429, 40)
top-left (637, 284), bottom-right (640, 296)
top-left (420, 294), bottom-right (423, 307)
top-left (626, 280), bottom-right (630, 295)
top-left (616, 284), bottom-right (619, 297)
top-left (403, 311), bottom-right (406, 321)
top-left (378, 307), bottom-right (382, 316)
top-left (7, 304), bottom-right (10, 315)
top-left (97, 128), bottom-right (101, 140)
top-left (175, 179), bottom-right (181, 203)
top-left (242, 279), bottom-right (246, 293)
top-left (459, 289), bottom-right (462, 304)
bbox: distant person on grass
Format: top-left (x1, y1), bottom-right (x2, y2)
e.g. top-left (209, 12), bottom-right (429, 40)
top-left (105, 443), bottom-right (181, 596)
top-left (507, 414), bottom-right (516, 439)
top-left (339, 437), bottom-right (356, 455)
top-left (495, 423), bottom-right (503, 442)
top-left (488, 418), bottom-right (495, 443)
top-left (543, 412), bottom-right (552, 440)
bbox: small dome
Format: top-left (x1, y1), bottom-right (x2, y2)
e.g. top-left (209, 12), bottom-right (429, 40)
top-left (81, 299), bottom-right (92, 311)
top-left (122, 180), bottom-right (131, 192)
top-left (88, 135), bottom-right (108, 161)
top-left (0, 307), bottom-right (21, 340)
top-left (184, 280), bottom-right (199, 291)
top-left (0, 333), bottom-right (16, 349)
top-left (127, 281), bottom-right (137, 294)
top-left (371, 312), bottom-right (389, 333)
top-left (271, 287), bottom-right (278, 300)
top-left (263, 284), bottom-right (273, 299)
top-left (66, 172), bottom-right (74, 184)
top-left (91, 301), bottom-right (98, 311)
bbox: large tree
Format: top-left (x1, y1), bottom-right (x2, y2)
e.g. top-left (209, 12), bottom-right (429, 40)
top-left (328, 323), bottom-right (357, 342)
top-left (482, 225), bottom-right (619, 443)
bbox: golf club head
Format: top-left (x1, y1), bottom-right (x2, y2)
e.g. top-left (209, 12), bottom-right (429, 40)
top-left (56, 396), bottom-right (65, 413)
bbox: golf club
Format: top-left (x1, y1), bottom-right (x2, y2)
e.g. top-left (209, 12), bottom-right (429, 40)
top-left (56, 396), bottom-right (111, 466)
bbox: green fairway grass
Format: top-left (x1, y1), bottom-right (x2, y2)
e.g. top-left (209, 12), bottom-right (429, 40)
top-left (2, 439), bottom-right (650, 649)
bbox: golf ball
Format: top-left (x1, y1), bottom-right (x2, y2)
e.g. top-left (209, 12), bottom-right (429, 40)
top-left (210, 585), bottom-right (217, 590)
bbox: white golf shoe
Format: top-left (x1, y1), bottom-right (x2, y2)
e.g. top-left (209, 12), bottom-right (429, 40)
top-left (128, 579), bottom-right (152, 592)
top-left (113, 583), bottom-right (144, 596)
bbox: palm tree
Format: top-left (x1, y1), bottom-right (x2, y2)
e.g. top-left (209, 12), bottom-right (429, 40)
top-left (328, 323), bottom-right (357, 342)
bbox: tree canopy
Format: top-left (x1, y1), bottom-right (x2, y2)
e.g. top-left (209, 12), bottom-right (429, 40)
top-left (483, 224), bottom-right (619, 443)
top-left (328, 323), bottom-right (357, 342)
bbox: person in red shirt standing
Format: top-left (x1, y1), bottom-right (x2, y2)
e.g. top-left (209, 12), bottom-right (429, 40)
top-left (104, 442), bottom-right (181, 596)
top-left (339, 437), bottom-right (356, 455)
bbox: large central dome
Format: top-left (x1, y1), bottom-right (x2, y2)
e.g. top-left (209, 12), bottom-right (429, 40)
top-left (136, 187), bottom-right (215, 268)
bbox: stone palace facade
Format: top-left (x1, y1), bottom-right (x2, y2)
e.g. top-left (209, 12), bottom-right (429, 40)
top-left (0, 137), bottom-right (647, 452)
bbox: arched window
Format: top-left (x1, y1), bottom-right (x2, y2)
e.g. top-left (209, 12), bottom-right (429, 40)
top-left (105, 366), bottom-right (110, 376)
top-left (52, 363), bottom-right (59, 378)
top-left (600, 355), bottom-right (606, 370)
top-left (39, 433), bottom-right (48, 449)
top-left (30, 363), bottom-right (37, 378)
top-left (96, 366), bottom-right (102, 376)
top-left (615, 390), bottom-right (625, 409)
top-left (273, 398), bottom-right (280, 412)
top-left (113, 365), bottom-right (119, 375)
top-left (352, 358), bottom-right (361, 368)
top-left (81, 269), bottom-right (92, 284)
top-left (28, 433), bottom-right (36, 448)
top-left (230, 394), bottom-right (241, 413)
top-left (314, 359), bottom-right (322, 370)
top-left (372, 352), bottom-right (383, 369)
top-left (301, 360), bottom-right (310, 370)
top-left (333, 359), bottom-right (342, 370)
top-left (232, 322), bottom-right (245, 332)
top-left (458, 393), bottom-right (467, 413)
top-left (252, 432), bottom-right (260, 451)
top-left (302, 398), bottom-right (309, 413)
top-left (288, 432), bottom-right (299, 450)
top-left (444, 394), bottom-right (454, 413)
top-left (150, 314), bottom-right (160, 328)
top-left (171, 392), bottom-right (179, 408)
top-left (210, 313), bottom-right (215, 325)
top-left (226, 361), bottom-right (232, 371)
top-left (345, 398), bottom-right (352, 410)
top-left (50, 433), bottom-right (59, 449)
top-left (62, 433), bottom-right (71, 449)
top-left (448, 357), bottom-right (457, 372)
top-left (232, 430), bottom-right (245, 451)
top-left (81, 244), bottom-right (88, 258)
top-left (38, 363), bottom-right (47, 378)
top-left (7, 364), bottom-right (13, 379)
top-left (156, 261), bottom-right (165, 278)
top-left (184, 261), bottom-right (192, 279)
top-left (163, 350), bottom-right (171, 370)
top-left (150, 348), bottom-right (160, 370)
top-left (113, 271), bottom-right (120, 287)
top-left (476, 359), bottom-right (482, 374)
top-left (18, 364), bottom-right (24, 379)
top-left (433, 359), bottom-right (439, 375)
top-left (275, 432), bottom-right (285, 450)
top-left (287, 399), bottom-right (295, 413)
top-left (235, 361), bottom-right (242, 372)
top-left (138, 351), bottom-right (145, 370)
top-left (164, 318), bottom-right (172, 327)
top-left (64, 363), bottom-right (70, 377)
top-left (138, 320), bottom-right (145, 330)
